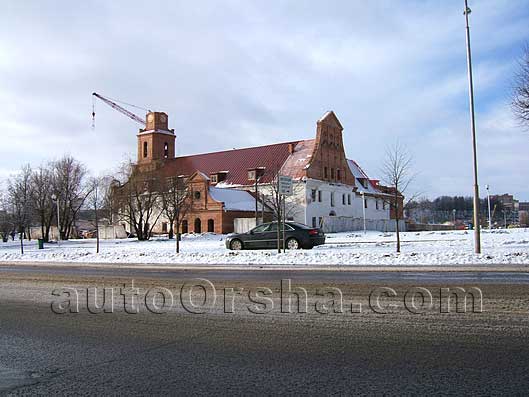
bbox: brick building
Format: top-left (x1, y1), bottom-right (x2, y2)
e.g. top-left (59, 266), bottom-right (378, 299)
top-left (127, 110), bottom-right (402, 234)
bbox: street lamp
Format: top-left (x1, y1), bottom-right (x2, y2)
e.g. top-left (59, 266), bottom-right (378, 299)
top-left (51, 194), bottom-right (60, 242)
top-left (360, 191), bottom-right (366, 234)
top-left (463, 0), bottom-right (481, 253)
top-left (452, 209), bottom-right (457, 228)
top-left (485, 184), bottom-right (492, 229)
top-left (250, 167), bottom-right (266, 226)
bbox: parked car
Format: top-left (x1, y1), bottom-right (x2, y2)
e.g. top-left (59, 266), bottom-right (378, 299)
top-left (225, 221), bottom-right (325, 250)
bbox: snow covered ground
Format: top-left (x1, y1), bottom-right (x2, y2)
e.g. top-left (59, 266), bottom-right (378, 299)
top-left (1, 228), bottom-right (529, 267)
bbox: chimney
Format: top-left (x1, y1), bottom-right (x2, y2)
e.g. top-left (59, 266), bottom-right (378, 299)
top-left (288, 143), bottom-right (295, 154)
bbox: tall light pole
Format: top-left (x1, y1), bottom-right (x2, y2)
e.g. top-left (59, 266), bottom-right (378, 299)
top-left (51, 194), bottom-right (60, 242)
top-left (485, 184), bottom-right (492, 229)
top-left (252, 167), bottom-right (265, 226)
top-left (464, 0), bottom-right (481, 253)
top-left (360, 191), bottom-right (366, 234)
top-left (453, 209), bottom-right (457, 228)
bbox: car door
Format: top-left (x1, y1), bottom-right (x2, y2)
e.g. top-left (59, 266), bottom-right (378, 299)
top-left (245, 223), bottom-right (271, 249)
top-left (270, 223), bottom-right (296, 249)
top-left (265, 223), bottom-right (279, 249)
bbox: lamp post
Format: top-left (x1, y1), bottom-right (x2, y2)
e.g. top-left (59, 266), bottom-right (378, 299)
top-left (453, 209), bottom-right (457, 228)
top-left (360, 191), bottom-right (366, 234)
top-left (251, 167), bottom-right (265, 226)
top-left (485, 184), bottom-right (492, 229)
top-left (51, 194), bottom-right (60, 242)
top-left (463, 0), bottom-right (481, 253)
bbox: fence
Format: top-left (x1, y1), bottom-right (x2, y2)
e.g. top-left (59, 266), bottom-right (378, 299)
top-left (320, 216), bottom-right (406, 233)
top-left (234, 218), bottom-right (258, 234)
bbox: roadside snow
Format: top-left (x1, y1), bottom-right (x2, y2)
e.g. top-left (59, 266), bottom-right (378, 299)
top-left (0, 229), bottom-right (528, 266)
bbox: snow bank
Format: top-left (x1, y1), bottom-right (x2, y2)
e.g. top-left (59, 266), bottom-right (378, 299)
top-left (1, 229), bottom-right (528, 266)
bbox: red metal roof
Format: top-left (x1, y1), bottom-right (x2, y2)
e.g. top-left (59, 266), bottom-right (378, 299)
top-left (161, 140), bottom-right (305, 186)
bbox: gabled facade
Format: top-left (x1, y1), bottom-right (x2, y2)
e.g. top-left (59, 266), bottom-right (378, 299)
top-left (163, 171), bottom-right (271, 235)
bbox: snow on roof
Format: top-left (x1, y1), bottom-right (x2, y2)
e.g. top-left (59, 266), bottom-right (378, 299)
top-left (209, 187), bottom-right (263, 212)
top-left (347, 159), bottom-right (381, 194)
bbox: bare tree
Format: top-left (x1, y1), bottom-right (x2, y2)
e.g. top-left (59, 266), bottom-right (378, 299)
top-left (112, 162), bottom-right (163, 241)
top-left (86, 176), bottom-right (112, 253)
top-left (260, 167), bottom-right (303, 222)
top-left (7, 164), bottom-right (33, 241)
top-left (161, 176), bottom-right (191, 252)
top-left (512, 45), bottom-right (529, 128)
top-left (30, 164), bottom-right (55, 242)
top-left (0, 191), bottom-right (14, 242)
top-left (53, 156), bottom-right (90, 239)
top-left (380, 142), bottom-right (414, 253)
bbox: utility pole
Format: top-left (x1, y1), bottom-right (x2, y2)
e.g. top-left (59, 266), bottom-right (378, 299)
top-left (254, 174), bottom-right (258, 226)
top-left (464, 0), bottom-right (481, 253)
top-left (361, 192), bottom-right (366, 234)
top-left (276, 177), bottom-right (281, 254)
top-left (283, 198), bottom-right (286, 253)
top-left (486, 184), bottom-right (492, 229)
top-left (252, 167), bottom-right (265, 226)
top-left (94, 183), bottom-right (100, 254)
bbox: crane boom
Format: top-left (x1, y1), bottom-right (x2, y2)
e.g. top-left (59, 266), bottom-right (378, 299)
top-left (92, 92), bottom-right (146, 126)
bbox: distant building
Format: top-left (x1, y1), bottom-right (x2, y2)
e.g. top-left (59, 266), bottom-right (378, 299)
top-left (491, 194), bottom-right (520, 224)
top-left (519, 202), bottom-right (529, 227)
top-left (519, 202), bottom-right (529, 212)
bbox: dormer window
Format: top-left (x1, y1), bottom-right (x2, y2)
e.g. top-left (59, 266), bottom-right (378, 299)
top-left (248, 170), bottom-right (256, 181)
top-left (210, 171), bottom-right (228, 184)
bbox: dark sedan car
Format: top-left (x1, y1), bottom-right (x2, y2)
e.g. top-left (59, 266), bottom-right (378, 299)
top-left (225, 221), bottom-right (325, 250)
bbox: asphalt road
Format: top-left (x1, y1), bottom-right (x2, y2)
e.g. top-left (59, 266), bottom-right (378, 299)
top-left (1, 263), bottom-right (529, 395)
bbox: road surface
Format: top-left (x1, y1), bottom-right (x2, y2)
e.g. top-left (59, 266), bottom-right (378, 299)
top-left (1, 262), bottom-right (529, 395)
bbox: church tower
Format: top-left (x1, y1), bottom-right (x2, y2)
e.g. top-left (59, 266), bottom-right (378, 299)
top-left (137, 112), bottom-right (175, 164)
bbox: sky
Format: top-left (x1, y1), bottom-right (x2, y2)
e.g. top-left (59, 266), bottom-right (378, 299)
top-left (1, 0), bottom-right (528, 200)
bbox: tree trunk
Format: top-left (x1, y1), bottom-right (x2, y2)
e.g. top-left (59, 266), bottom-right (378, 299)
top-left (168, 223), bottom-right (174, 240)
top-left (395, 192), bottom-right (401, 253)
top-left (176, 217), bottom-right (180, 253)
top-left (95, 203), bottom-right (100, 254)
top-left (40, 218), bottom-right (46, 243)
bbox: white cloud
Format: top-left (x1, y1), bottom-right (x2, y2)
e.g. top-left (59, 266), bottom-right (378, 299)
top-left (1, 0), bottom-right (528, 200)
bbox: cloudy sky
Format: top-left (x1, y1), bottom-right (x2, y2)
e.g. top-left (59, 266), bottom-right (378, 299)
top-left (1, 0), bottom-right (528, 199)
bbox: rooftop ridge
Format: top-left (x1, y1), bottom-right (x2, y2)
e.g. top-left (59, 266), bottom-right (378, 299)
top-left (173, 138), bottom-right (314, 160)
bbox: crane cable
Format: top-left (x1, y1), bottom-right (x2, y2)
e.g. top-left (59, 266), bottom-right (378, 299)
top-left (91, 95), bottom-right (96, 130)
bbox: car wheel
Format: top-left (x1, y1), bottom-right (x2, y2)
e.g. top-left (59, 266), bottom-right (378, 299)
top-left (286, 238), bottom-right (300, 250)
top-left (230, 239), bottom-right (243, 250)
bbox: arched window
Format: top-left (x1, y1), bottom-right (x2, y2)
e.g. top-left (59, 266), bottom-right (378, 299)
top-left (164, 142), bottom-right (169, 158)
top-left (181, 220), bottom-right (188, 234)
top-left (143, 141), bottom-right (148, 158)
top-left (207, 219), bottom-right (214, 233)
top-left (194, 218), bottom-right (202, 233)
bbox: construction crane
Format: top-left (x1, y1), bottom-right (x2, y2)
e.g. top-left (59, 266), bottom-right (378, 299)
top-left (91, 92), bottom-right (150, 128)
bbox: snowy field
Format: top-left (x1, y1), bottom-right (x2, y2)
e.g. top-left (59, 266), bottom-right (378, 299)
top-left (1, 228), bottom-right (529, 267)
